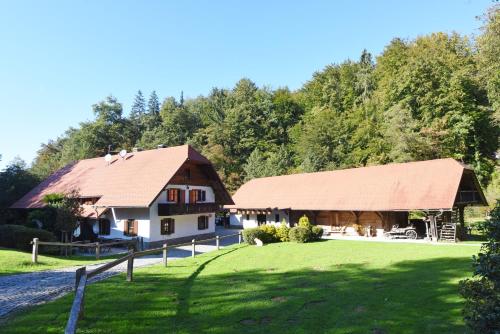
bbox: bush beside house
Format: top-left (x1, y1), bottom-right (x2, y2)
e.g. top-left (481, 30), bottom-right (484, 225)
top-left (243, 215), bottom-right (324, 245)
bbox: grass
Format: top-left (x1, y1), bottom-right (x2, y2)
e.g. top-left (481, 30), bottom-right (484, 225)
top-left (0, 248), bottom-right (121, 276)
top-left (1, 240), bottom-right (479, 334)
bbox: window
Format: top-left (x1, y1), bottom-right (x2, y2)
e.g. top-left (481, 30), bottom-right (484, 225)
top-left (99, 219), bottom-right (110, 235)
top-left (167, 188), bottom-right (180, 203)
top-left (124, 219), bottom-right (137, 236)
top-left (257, 214), bottom-right (266, 226)
top-left (198, 216), bottom-right (209, 230)
top-left (197, 190), bottom-right (206, 202)
top-left (246, 214), bottom-right (250, 220)
top-left (161, 218), bottom-right (175, 235)
top-left (275, 214), bottom-right (280, 223)
top-left (189, 189), bottom-right (197, 203)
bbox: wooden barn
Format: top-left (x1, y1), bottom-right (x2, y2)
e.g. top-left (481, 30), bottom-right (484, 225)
top-left (227, 158), bottom-right (487, 241)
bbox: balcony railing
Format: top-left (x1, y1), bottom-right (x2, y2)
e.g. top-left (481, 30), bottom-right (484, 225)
top-left (157, 202), bottom-right (221, 216)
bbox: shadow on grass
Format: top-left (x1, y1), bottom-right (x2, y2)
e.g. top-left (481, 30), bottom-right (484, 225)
top-left (2, 247), bottom-right (473, 334)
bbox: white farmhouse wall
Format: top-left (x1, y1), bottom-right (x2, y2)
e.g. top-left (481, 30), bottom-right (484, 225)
top-left (97, 185), bottom-right (216, 243)
top-left (149, 185), bottom-right (216, 243)
top-left (149, 213), bottom-right (215, 242)
top-left (230, 210), bottom-right (289, 229)
top-left (100, 207), bottom-right (150, 240)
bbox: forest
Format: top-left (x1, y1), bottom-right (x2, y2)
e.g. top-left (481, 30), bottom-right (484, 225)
top-left (0, 6), bottom-right (498, 221)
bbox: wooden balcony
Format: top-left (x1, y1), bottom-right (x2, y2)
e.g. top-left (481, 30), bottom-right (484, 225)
top-left (157, 202), bottom-right (221, 216)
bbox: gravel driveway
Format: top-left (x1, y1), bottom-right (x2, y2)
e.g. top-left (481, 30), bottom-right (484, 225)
top-left (0, 228), bottom-right (241, 319)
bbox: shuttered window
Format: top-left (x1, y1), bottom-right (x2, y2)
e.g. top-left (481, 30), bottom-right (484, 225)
top-left (161, 218), bottom-right (175, 235)
top-left (167, 188), bottom-right (180, 203)
top-left (99, 219), bottom-right (111, 235)
top-left (198, 216), bottom-right (209, 230)
top-left (189, 189), bottom-right (197, 204)
top-left (124, 219), bottom-right (138, 236)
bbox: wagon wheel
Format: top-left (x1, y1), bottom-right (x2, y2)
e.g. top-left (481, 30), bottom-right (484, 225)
top-left (405, 230), bottom-right (417, 240)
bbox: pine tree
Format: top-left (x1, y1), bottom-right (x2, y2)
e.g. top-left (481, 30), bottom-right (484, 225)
top-left (130, 90), bottom-right (146, 119)
top-left (148, 91), bottom-right (160, 115)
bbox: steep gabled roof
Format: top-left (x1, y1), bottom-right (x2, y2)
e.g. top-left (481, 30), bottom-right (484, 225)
top-left (228, 158), bottom-right (487, 211)
top-left (11, 144), bottom-right (232, 209)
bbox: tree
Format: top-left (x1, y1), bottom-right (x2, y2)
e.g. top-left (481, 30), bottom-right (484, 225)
top-left (0, 158), bottom-right (39, 208)
top-left (93, 95), bottom-right (123, 124)
top-left (130, 90), bottom-right (146, 119)
top-left (148, 91), bottom-right (160, 115)
top-left (375, 33), bottom-right (498, 184)
top-left (0, 158), bottom-right (40, 225)
top-left (476, 5), bottom-right (500, 123)
top-left (459, 200), bottom-right (500, 333)
top-left (42, 190), bottom-right (82, 235)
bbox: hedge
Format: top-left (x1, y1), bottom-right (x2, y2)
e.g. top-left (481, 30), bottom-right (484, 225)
top-left (0, 224), bottom-right (56, 251)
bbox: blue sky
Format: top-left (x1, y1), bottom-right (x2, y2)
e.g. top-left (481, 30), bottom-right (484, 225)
top-left (0, 0), bottom-right (493, 169)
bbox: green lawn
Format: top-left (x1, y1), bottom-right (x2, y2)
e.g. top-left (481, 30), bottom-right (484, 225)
top-left (2, 240), bottom-right (479, 334)
top-left (0, 248), bottom-right (121, 276)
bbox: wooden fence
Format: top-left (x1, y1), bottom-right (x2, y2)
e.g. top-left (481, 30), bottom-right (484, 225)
top-left (64, 232), bottom-right (242, 334)
top-left (31, 238), bottom-right (137, 262)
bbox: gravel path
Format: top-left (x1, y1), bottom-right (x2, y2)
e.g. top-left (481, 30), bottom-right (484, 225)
top-left (0, 228), bottom-right (241, 319)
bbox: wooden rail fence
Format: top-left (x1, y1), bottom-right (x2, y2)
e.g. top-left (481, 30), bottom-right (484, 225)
top-left (64, 232), bottom-right (242, 334)
top-left (31, 238), bottom-right (136, 262)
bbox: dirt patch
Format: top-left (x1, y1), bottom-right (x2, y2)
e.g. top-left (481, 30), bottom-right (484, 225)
top-left (239, 318), bottom-right (257, 326)
top-left (260, 316), bottom-right (272, 325)
top-left (271, 296), bottom-right (287, 303)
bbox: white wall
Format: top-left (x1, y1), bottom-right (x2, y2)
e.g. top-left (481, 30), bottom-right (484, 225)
top-left (97, 184), bottom-right (217, 242)
top-left (100, 207), bottom-right (150, 240)
top-left (149, 213), bottom-right (215, 242)
top-left (230, 210), bottom-right (289, 229)
top-left (149, 184), bottom-right (216, 242)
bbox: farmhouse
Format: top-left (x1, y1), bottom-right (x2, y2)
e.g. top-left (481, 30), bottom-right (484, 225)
top-left (11, 145), bottom-right (233, 247)
top-left (228, 158), bottom-right (487, 240)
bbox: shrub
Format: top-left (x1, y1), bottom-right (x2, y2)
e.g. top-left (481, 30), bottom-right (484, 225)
top-left (459, 200), bottom-right (500, 332)
top-left (0, 224), bottom-right (56, 251)
top-left (259, 224), bottom-right (278, 243)
top-left (311, 225), bottom-right (324, 241)
top-left (298, 215), bottom-right (312, 230)
top-left (276, 220), bottom-right (290, 242)
top-left (242, 227), bottom-right (265, 245)
top-left (289, 226), bottom-right (311, 243)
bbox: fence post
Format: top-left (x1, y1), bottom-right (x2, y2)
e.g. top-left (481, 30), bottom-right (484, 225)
top-left (163, 242), bottom-right (168, 267)
top-left (216, 235), bottom-right (220, 250)
top-left (75, 266), bottom-right (86, 292)
top-left (95, 242), bottom-right (100, 260)
top-left (32, 238), bottom-right (39, 264)
top-left (191, 239), bottom-right (196, 258)
top-left (126, 249), bottom-right (134, 282)
top-left (238, 232), bottom-right (242, 244)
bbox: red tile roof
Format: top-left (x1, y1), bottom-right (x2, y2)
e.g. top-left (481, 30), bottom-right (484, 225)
top-left (228, 158), bottom-right (486, 211)
top-left (11, 145), bottom-right (225, 209)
